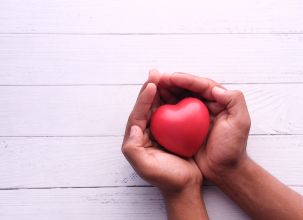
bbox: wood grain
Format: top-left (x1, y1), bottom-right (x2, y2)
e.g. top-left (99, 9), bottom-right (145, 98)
top-left (1, 35), bottom-right (303, 85)
top-left (0, 135), bottom-right (302, 188)
top-left (1, 0), bottom-right (303, 34)
top-left (0, 186), bottom-right (302, 220)
top-left (0, 186), bottom-right (244, 220)
top-left (1, 1), bottom-right (303, 219)
top-left (0, 84), bottom-right (303, 136)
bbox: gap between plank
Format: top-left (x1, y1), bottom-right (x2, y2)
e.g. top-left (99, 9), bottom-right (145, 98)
top-left (0, 32), bottom-right (303, 36)
top-left (0, 82), bottom-right (303, 87)
top-left (1, 184), bottom-right (303, 191)
top-left (0, 185), bottom-right (153, 191)
top-left (0, 134), bottom-right (302, 138)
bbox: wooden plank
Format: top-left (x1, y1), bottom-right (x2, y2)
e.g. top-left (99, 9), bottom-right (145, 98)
top-left (0, 135), bottom-right (302, 188)
top-left (0, 186), bottom-right (244, 220)
top-left (1, 35), bottom-right (303, 84)
top-left (0, 84), bottom-right (303, 136)
top-left (0, 0), bottom-right (303, 34)
top-left (0, 186), bottom-right (302, 220)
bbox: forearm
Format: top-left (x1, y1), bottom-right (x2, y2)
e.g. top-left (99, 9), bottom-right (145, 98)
top-left (209, 156), bottom-right (303, 220)
top-left (162, 186), bottom-right (209, 220)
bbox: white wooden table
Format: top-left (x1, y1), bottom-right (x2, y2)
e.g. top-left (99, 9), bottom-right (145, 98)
top-left (0, 1), bottom-right (303, 219)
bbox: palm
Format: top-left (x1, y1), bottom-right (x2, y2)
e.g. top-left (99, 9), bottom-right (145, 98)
top-left (141, 91), bottom-right (201, 191)
top-left (142, 137), bottom-right (201, 191)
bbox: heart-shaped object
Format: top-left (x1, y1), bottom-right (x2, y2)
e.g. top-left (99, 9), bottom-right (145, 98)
top-left (150, 97), bottom-right (210, 157)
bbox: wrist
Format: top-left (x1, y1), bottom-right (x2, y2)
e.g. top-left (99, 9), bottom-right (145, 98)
top-left (204, 154), bottom-right (253, 184)
top-left (159, 170), bottom-right (203, 198)
top-left (162, 183), bottom-right (208, 220)
top-left (162, 182), bottom-right (202, 203)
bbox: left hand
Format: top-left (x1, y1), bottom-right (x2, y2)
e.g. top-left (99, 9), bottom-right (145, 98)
top-left (122, 70), bottom-right (202, 194)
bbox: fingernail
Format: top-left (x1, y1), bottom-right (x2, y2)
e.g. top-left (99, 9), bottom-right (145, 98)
top-left (212, 86), bottom-right (227, 95)
top-left (149, 69), bottom-right (158, 79)
top-left (129, 126), bottom-right (138, 138)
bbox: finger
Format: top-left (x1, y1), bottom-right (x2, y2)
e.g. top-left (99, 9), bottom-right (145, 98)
top-left (148, 69), bottom-right (161, 85)
top-left (151, 89), bottom-right (162, 112)
top-left (143, 70), bottom-right (161, 110)
top-left (127, 83), bottom-right (157, 134)
top-left (170, 73), bottom-right (224, 100)
top-left (205, 101), bottom-right (226, 115)
top-left (158, 73), bottom-right (173, 88)
top-left (211, 86), bottom-right (251, 128)
top-left (123, 83), bottom-right (157, 144)
top-left (138, 69), bottom-right (161, 96)
top-left (170, 87), bottom-right (185, 96)
top-left (159, 88), bottom-right (179, 104)
top-left (158, 73), bottom-right (186, 96)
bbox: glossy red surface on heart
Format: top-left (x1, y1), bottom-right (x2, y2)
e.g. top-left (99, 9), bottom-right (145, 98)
top-left (150, 97), bottom-right (210, 157)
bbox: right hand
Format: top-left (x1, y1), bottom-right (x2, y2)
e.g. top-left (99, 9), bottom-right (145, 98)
top-left (160, 73), bottom-right (303, 220)
top-left (122, 70), bottom-right (202, 195)
top-left (158, 73), bottom-right (251, 179)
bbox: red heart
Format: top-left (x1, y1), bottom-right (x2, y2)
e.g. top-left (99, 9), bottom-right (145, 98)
top-left (150, 97), bottom-right (210, 157)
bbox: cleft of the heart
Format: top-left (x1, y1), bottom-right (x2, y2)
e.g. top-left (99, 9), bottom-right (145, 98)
top-left (150, 97), bottom-right (210, 157)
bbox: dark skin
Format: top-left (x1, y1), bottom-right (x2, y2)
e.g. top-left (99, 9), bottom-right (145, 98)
top-left (122, 70), bottom-right (208, 220)
top-left (122, 70), bottom-right (303, 220)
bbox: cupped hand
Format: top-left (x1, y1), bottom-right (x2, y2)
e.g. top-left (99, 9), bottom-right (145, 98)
top-left (122, 70), bottom-right (202, 194)
top-left (158, 73), bottom-right (251, 179)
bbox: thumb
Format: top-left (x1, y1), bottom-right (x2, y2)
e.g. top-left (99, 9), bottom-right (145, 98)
top-left (211, 86), bottom-right (248, 118)
top-left (122, 125), bottom-right (144, 158)
top-left (128, 125), bottom-right (144, 142)
top-left (122, 125), bottom-right (149, 171)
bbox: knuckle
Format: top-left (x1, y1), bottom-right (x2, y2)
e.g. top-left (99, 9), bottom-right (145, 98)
top-left (237, 116), bottom-right (251, 132)
top-left (121, 146), bottom-right (127, 155)
top-left (122, 141), bottom-right (142, 157)
top-left (243, 118), bottom-right (251, 130)
top-left (121, 143), bottom-right (131, 156)
top-left (128, 112), bottom-right (146, 127)
top-left (247, 115), bottom-right (251, 127)
top-left (233, 90), bottom-right (245, 100)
